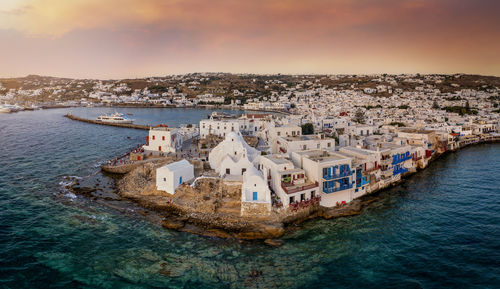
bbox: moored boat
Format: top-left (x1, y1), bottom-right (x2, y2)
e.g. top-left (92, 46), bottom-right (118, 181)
top-left (96, 112), bottom-right (135, 124)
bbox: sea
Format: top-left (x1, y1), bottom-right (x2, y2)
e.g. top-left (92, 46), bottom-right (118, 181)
top-left (0, 108), bottom-right (499, 288)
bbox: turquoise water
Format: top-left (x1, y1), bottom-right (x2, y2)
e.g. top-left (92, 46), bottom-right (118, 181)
top-left (1, 108), bottom-right (499, 288)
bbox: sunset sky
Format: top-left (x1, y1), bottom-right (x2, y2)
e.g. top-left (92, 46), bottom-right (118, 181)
top-left (1, 0), bottom-right (499, 79)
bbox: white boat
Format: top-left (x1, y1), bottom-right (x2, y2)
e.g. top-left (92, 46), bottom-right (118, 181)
top-left (96, 112), bottom-right (135, 124)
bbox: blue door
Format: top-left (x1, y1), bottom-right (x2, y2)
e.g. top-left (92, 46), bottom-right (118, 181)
top-left (179, 176), bottom-right (182, 184)
top-left (252, 192), bottom-right (258, 201)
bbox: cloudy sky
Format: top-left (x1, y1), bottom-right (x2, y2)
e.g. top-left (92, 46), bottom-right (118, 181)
top-left (1, 0), bottom-right (499, 79)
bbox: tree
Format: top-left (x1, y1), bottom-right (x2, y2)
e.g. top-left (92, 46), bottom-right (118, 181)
top-left (301, 123), bottom-right (314, 135)
top-left (290, 103), bottom-right (296, 109)
top-left (432, 100), bottom-right (440, 109)
top-left (353, 108), bottom-right (366, 124)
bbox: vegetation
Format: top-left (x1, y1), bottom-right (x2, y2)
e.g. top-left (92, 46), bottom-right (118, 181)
top-left (353, 108), bottom-right (366, 124)
top-left (432, 100), bottom-right (440, 109)
top-left (397, 105), bottom-right (409, 109)
top-left (389, 122), bottom-right (406, 127)
top-left (301, 123), bottom-right (314, 135)
top-left (442, 106), bottom-right (478, 116)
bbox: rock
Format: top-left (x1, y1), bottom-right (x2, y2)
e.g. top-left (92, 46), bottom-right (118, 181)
top-left (264, 239), bottom-right (284, 247)
top-left (161, 218), bottom-right (185, 230)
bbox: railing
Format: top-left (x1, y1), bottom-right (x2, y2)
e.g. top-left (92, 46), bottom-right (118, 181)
top-left (364, 166), bottom-right (380, 173)
top-left (289, 196), bottom-right (321, 212)
top-left (322, 184), bottom-right (353, 194)
top-left (323, 170), bottom-right (353, 180)
top-left (281, 181), bottom-right (318, 195)
top-left (393, 167), bottom-right (409, 175)
top-left (392, 155), bottom-right (412, 165)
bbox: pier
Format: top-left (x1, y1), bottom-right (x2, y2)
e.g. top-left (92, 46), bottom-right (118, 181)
top-left (64, 113), bottom-right (150, 130)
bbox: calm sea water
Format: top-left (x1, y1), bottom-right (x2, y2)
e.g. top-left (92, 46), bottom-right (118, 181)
top-left (0, 108), bottom-right (499, 289)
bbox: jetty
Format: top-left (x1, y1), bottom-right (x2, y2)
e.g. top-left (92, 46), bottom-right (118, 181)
top-left (64, 113), bottom-right (150, 130)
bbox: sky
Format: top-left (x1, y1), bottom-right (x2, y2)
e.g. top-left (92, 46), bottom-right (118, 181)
top-left (1, 0), bottom-right (499, 79)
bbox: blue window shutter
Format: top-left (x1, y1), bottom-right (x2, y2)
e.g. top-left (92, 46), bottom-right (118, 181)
top-left (253, 192), bottom-right (258, 201)
top-left (179, 176), bottom-right (182, 184)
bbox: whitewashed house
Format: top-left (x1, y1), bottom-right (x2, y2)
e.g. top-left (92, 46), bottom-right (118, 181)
top-left (208, 132), bottom-right (259, 178)
top-left (143, 126), bottom-right (182, 155)
top-left (156, 159), bottom-right (194, 194)
top-left (240, 166), bottom-right (272, 215)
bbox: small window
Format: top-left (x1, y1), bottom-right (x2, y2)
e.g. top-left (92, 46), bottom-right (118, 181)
top-left (162, 136), bottom-right (165, 141)
top-left (242, 168), bottom-right (246, 175)
top-left (226, 168), bottom-right (230, 174)
top-left (152, 135), bottom-right (155, 140)
top-left (289, 196), bottom-right (295, 203)
top-left (163, 178), bottom-right (166, 182)
top-left (253, 192), bottom-right (258, 201)
top-left (179, 176), bottom-right (182, 184)
top-left (311, 191), bottom-right (316, 198)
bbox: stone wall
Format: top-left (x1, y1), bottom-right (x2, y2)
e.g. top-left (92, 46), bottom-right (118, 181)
top-left (241, 202), bottom-right (271, 217)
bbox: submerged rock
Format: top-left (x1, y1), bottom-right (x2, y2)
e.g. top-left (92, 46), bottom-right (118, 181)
top-left (264, 239), bottom-right (284, 247)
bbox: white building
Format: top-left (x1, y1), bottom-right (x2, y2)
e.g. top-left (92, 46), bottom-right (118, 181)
top-left (156, 159), bottom-right (195, 194)
top-left (257, 154), bottom-right (319, 208)
top-left (292, 150), bottom-right (355, 207)
top-left (208, 132), bottom-right (260, 178)
top-left (241, 166), bottom-right (272, 215)
top-left (200, 118), bottom-right (240, 138)
top-left (143, 126), bottom-right (182, 154)
top-left (272, 134), bottom-right (335, 155)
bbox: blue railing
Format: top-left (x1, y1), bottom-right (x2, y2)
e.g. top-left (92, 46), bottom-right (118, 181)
top-left (322, 184), bottom-right (353, 194)
top-left (392, 154), bottom-right (412, 165)
top-left (323, 170), bottom-right (353, 180)
top-left (393, 167), bottom-right (409, 175)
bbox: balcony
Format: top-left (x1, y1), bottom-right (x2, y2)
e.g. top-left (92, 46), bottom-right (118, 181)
top-left (364, 166), bottom-right (380, 173)
top-left (393, 167), bottom-right (409, 175)
top-left (392, 154), bottom-right (412, 165)
top-left (322, 184), bottom-right (353, 194)
top-left (281, 181), bottom-right (318, 195)
top-left (323, 170), bottom-right (353, 180)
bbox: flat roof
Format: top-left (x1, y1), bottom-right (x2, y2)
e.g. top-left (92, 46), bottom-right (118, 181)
top-left (339, 146), bottom-right (375, 156)
top-left (264, 155), bottom-right (292, 165)
top-left (296, 149), bottom-right (349, 163)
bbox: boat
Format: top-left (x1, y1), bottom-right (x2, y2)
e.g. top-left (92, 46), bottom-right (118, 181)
top-left (96, 112), bottom-right (135, 124)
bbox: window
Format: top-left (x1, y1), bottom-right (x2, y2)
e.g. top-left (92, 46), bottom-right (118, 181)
top-left (328, 142), bottom-right (331, 147)
top-left (179, 176), bottom-right (182, 184)
top-left (242, 168), bottom-right (246, 175)
top-left (162, 136), bottom-right (165, 141)
top-left (253, 192), bottom-right (258, 201)
top-left (158, 146), bottom-right (162, 151)
top-left (152, 135), bottom-right (155, 140)
top-left (163, 178), bottom-right (166, 182)
top-left (226, 168), bottom-right (230, 174)
top-left (277, 132), bottom-right (281, 136)
top-left (301, 193), bottom-right (305, 201)
top-left (303, 145), bottom-right (307, 150)
top-left (311, 191), bottom-right (316, 198)
top-left (289, 196), bottom-right (295, 204)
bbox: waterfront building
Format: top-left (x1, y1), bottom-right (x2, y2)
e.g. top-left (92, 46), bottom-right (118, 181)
top-left (143, 126), bottom-right (182, 155)
top-left (241, 166), bottom-right (272, 215)
top-left (338, 146), bottom-right (380, 197)
top-left (257, 154), bottom-right (319, 209)
top-left (156, 159), bottom-right (194, 194)
top-left (291, 150), bottom-right (354, 207)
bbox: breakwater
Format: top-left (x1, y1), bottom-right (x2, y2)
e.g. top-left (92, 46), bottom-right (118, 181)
top-left (64, 113), bottom-right (150, 130)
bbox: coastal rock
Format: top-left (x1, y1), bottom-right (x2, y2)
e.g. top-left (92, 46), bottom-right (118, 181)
top-left (264, 239), bottom-right (284, 247)
top-left (161, 218), bottom-right (185, 230)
